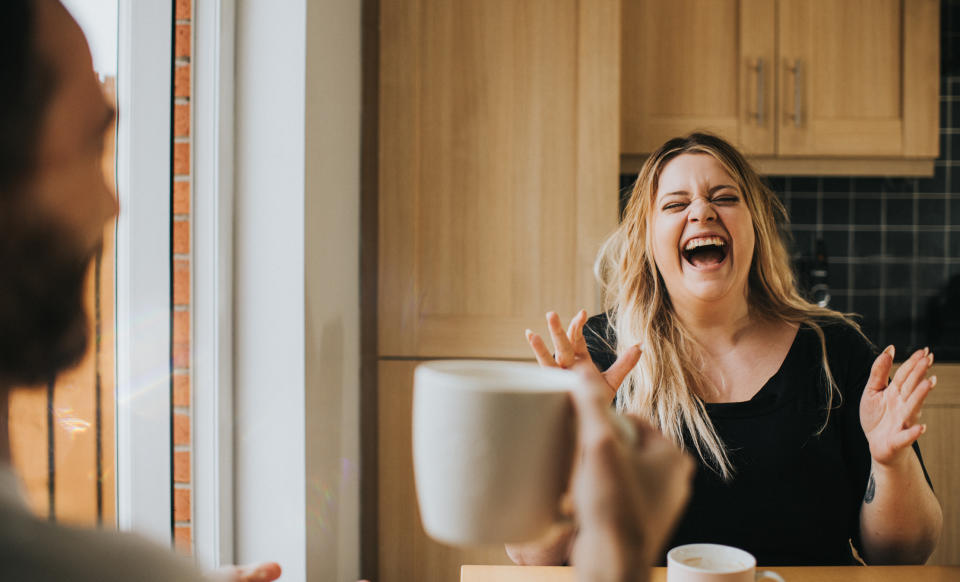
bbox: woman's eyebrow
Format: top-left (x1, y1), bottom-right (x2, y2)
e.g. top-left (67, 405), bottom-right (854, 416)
top-left (658, 190), bottom-right (689, 200)
top-left (710, 184), bottom-right (737, 193)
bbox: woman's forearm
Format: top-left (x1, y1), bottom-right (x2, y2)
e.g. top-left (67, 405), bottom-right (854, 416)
top-left (859, 453), bottom-right (942, 564)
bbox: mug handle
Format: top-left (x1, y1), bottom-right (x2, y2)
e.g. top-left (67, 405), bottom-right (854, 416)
top-left (755, 571), bottom-right (785, 582)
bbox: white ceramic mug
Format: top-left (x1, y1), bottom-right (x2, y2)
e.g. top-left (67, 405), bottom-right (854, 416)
top-left (412, 360), bottom-right (579, 546)
top-left (667, 544), bottom-right (785, 582)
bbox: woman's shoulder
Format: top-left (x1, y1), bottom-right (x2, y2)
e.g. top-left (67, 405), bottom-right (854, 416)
top-left (800, 316), bottom-right (876, 355)
top-left (798, 315), bottom-right (878, 389)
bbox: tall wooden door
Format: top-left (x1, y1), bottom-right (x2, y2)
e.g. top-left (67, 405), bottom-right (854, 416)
top-left (621, 0), bottom-right (776, 155)
top-left (379, 0), bottom-right (620, 359)
top-left (777, 0), bottom-right (939, 157)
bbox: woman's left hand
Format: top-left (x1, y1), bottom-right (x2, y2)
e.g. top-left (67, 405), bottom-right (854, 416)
top-left (860, 346), bottom-right (937, 466)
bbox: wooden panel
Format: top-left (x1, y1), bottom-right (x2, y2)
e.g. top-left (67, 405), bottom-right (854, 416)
top-left (903, 0), bottom-right (941, 157)
top-left (918, 406), bottom-right (960, 565)
top-left (621, 156), bottom-right (935, 178)
top-left (378, 361), bottom-right (512, 582)
top-left (915, 363), bottom-right (959, 565)
top-left (622, 0), bottom-right (756, 153)
top-left (777, 0), bottom-right (927, 157)
top-left (379, 0), bottom-right (619, 358)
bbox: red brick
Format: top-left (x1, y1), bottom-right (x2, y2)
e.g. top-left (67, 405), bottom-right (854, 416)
top-left (175, 0), bottom-right (191, 20)
top-left (174, 103), bottom-right (190, 137)
top-left (175, 24), bottom-right (191, 58)
top-left (173, 310), bottom-right (190, 344)
top-left (173, 181), bottom-right (190, 214)
top-left (173, 412), bottom-right (190, 445)
top-left (174, 64), bottom-right (190, 98)
top-left (173, 260), bottom-right (190, 306)
top-left (173, 142), bottom-right (190, 175)
top-left (173, 374), bottom-right (190, 406)
top-left (174, 488), bottom-right (191, 521)
top-left (173, 342), bottom-right (190, 369)
top-left (174, 451), bottom-right (191, 483)
top-left (174, 526), bottom-right (192, 554)
top-left (173, 220), bottom-right (190, 254)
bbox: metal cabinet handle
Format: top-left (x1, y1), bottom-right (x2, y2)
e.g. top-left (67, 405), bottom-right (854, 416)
top-left (752, 58), bottom-right (765, 127)
top-left (787, 59), bottom-right (803, 127)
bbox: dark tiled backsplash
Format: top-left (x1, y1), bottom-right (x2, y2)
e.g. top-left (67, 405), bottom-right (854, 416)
top-left (618, 76), bottom-right (960, 360)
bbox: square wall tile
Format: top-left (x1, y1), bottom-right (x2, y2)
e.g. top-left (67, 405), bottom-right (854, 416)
top-left (854, 197), bottom-right (882, 225)
top-left (885, 231), bottom-right (914, 258)
top-left (822, 198), bottom-right (850, 224)
top-left (885, 198), bottom-right (914, 225)
top-left (853, 231), bottom-right (883, 258)
top-left (884, 263), bottom-right (914, 292)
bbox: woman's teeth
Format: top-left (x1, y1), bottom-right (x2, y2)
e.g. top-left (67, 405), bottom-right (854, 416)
top-left (683, 236), bottom-right (725, 251)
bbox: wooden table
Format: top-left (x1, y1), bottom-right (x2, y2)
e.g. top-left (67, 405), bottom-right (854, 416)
top-left (461, 565), bottom-right (960, 581)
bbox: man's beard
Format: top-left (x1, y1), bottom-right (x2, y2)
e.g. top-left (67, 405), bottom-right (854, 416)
top-left (0, 222), bottom-right (94, 386)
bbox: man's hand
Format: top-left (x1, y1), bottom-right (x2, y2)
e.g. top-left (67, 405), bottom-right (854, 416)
top-left (210, 562), bottom-right (282, 582)
top-left (569, 358), bottom-right (694, 582)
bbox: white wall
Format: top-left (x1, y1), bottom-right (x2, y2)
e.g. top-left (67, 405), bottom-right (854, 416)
top-left (233, 0), bottom-right (361, 580)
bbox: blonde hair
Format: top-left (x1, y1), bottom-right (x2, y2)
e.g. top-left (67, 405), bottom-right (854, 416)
top-left (597, 133), bottom-right (863, 480)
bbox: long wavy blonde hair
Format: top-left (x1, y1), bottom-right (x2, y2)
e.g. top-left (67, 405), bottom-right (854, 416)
top-left (597, 133), bottom-right (861, 480)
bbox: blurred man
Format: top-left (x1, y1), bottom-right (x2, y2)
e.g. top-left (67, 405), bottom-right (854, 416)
top-left (0, 1), bottom-right (691, 581)
top-left (0, 1), bottom-right (279, 580)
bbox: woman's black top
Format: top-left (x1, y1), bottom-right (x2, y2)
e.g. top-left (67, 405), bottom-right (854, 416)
top-left (583, 314), bottom-right (933, 566)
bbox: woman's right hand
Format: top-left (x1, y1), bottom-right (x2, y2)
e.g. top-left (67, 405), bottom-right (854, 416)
top-left (526, 310), bottom-right (641, 403)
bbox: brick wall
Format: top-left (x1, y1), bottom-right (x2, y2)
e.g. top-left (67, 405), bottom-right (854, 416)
top-left (172, 0), bottom-right (193, 555)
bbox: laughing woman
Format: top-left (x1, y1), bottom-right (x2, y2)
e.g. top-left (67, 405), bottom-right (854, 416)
top-left (508, 133), bottom-right (942, 567)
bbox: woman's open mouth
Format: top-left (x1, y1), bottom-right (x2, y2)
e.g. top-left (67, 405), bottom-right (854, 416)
top-left (681, 236), bottom-right (728, 269)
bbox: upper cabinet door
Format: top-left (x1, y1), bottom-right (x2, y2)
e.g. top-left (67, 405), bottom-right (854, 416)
top-left (778, 0), bottom-right (940, 157)
top-left (621, 0), bottom-right (775, 155)
top-left (379, 0), bottom-right (620, 358)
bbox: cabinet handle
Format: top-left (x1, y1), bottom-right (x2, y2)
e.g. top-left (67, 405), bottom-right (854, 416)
top-left (753, 58), bottom-right (765, 127)
top-left (787, 59), bottom-right (803, 127)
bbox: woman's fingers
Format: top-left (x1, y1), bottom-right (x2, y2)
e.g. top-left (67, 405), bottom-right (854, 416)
top-left (891, 348), bottom-right (925, 391)
top-left (866, 345), bottom-right (895, 393)
top-left (891, 423), bottom-right (926, 451)
top-left (569, 310), bottom-right (590, 357)
top-left (547, 312), bottom-right (576, 367)
top-left (903, 376), bottom-right (936, 425)
top-left (602, 345), bottom-right (642, 397)
top-left (900, 351), bottom-right (933, 401)
top-left (526, 329), bottom-right (559, 368)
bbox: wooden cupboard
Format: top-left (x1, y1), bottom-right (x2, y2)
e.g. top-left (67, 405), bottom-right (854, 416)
top-left (918, 364), bottom-right (960, 566)
top-left (378, 0), bottom-right (620, 359)
top-left (377, 361), bottom-right (513, 582)
top-left (621, 0), bottom-right (940, 174)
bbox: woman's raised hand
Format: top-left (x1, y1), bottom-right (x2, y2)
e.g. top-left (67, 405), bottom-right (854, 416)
top-left (525, 310), bottom-right (642, 402)
top-left (860, 346), bottom-right (937, 466)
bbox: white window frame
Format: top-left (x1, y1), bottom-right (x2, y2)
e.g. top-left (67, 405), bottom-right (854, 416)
top-left (192, 0), bottom-right (237, 570)
top-left (115, 0), bottom-right (174, 547)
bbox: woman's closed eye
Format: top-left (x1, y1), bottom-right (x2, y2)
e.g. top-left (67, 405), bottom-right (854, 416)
top-left (711, 195), bottom-right (739, 204)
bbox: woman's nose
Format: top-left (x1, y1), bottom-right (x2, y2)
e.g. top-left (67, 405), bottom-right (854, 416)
top-left (688, 198), bottom-right (717, 222)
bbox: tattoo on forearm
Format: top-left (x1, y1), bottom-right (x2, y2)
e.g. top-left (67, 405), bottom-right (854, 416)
top-left (864, 474), bottom-right (876, 504)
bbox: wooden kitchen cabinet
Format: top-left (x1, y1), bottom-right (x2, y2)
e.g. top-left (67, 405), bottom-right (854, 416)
top-left (377, 361), bottom-right (513, 582)
top-left (621, 0), bottom-right (940, 173)
top-left (622, 0), bottom-right (776, 155)
top-left (917, 364), bottom-right (960, 566)
top-left (378, 0), bottom-right (620, 359)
